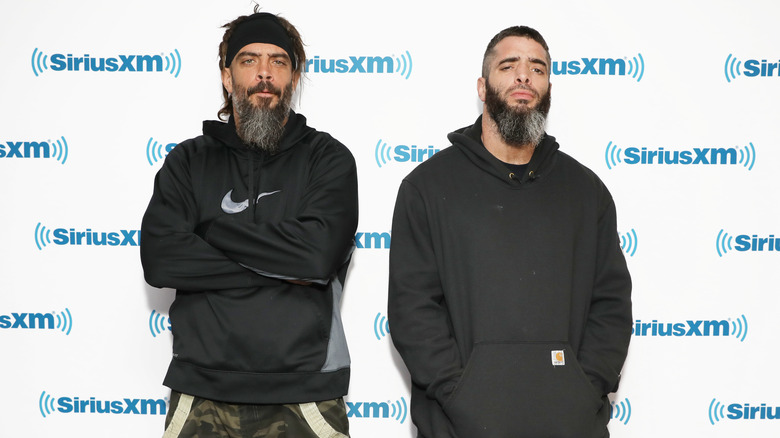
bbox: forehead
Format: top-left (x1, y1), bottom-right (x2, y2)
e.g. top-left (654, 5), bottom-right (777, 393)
top-left (490, 36), bottom-right (548, 65)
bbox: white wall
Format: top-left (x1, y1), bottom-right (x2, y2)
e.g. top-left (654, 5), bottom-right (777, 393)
top-left (1, 1), bottom-right (778, 436)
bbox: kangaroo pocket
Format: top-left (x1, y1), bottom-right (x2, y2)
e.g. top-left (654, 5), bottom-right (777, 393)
top-left (443, 342), bottom-right (603, 438)
top-left (171, 285), bottom-right (331, 373)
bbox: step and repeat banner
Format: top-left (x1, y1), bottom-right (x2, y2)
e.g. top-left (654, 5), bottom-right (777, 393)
top-left (1, 1), bottom-right (778, 436)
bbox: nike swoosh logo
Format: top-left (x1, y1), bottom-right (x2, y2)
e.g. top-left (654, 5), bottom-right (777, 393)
top-left (221, 189), bottom-right (282, 214)
top-left (256, 190), bottom-right (281, 200)
top-left (221, 189), bottom-right (249, 214)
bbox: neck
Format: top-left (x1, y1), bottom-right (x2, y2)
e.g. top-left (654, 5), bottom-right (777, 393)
top-left (480, 112), bottom-right (535, 165)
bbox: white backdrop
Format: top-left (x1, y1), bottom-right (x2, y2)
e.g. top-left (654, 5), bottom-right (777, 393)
top-left (1, 1), bottom-right (779, 436)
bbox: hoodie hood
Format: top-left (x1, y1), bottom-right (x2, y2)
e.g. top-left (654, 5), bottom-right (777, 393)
top-left (202, 110), bottom-right (314, 158)
top-left (447, 115), bottom-right (560, 186)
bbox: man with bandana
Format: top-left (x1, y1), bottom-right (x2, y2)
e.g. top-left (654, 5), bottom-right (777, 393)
top-left (140, 10), bottom-right (357, 438)
top-left (388, 26), bottom-right (632, 438)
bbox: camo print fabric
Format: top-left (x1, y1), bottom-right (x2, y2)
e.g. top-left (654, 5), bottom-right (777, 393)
top-left (164, 391), bottom-right (349, 438)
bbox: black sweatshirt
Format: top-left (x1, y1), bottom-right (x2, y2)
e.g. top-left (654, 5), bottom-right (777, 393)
top-left (141, 112), bottom-right (358, 404)
top-left (388, 116), bottom-right (632, 438)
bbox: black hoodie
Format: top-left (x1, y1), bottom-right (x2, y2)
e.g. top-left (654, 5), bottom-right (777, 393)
top-left (141, 111), bottom-right (358, 404)
top-left (388, 116), bottom-right (632, 438)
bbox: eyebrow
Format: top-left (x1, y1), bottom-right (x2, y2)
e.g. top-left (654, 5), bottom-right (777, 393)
top-left (235, 50), bottom-right (291, 61)
top-left (497, 56), bottom-right (548, 69)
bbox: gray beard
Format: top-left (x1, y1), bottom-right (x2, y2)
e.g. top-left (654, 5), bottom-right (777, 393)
top-left (484, 82), bottom-right (549, 148)
top-left (232, 82), bottom-right (292, 155)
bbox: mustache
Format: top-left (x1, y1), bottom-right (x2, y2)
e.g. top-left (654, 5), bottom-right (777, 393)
top-left (506, 84), bottom-right (538, 98)
top-left (246, 81), bottom-right (281, 97)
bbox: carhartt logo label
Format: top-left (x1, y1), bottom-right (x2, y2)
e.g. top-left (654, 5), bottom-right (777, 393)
top-left (221, 190), bottom-right (281, 214)
top-left (551, 350), bottom-right (565, 366)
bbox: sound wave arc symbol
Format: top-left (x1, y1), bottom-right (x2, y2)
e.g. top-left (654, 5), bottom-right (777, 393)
top-left (39, 391), bottom-right (57, 418)
top-left (34, 222), bottom-right (52, 251)
top-left (605, 141), bottom-right (622, 170)
top-left (374, 139), bottom-right (392, 168)
top-left (730, 314), bottom-right (748, 342)
top-left (149, 310), bottom-right (169, 337)
top-left (55, 308), bottom-right (73, 335)
top-left (610, 398), bottom-right (631, 425)
top-left (715, 229), bottom-right (733, 257)
top-left (165, 49), bottom-right (182, 78)
top-left (738, 142), bottom-right (756, 170)
top-left (620, 229), bottom-right (638, 257)
top-left (374, 312), bottom-right (390, 340)
top-left (388, 397), bottom-right (408, 424)
top-left (724, 54), bottom-right (742, 83)
top-left (626, 53), bottom-right (645, 82)
top-left (31, 48), bottom-right (49, 77)
top-left (394, 51), bottom-right (413, 80)
top-left (709, 398), bottom-right (726, 425)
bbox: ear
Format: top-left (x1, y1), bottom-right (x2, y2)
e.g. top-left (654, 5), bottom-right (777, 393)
top-left (477, 76), bottom-right (487, 103)
top-left (221, 67), bottom-right (234, 95)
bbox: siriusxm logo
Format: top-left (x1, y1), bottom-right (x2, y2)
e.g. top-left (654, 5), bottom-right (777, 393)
top-left (305, 51), bottom-right (413, 79)
top-left (31, 48), bottom-right (181, 77)
top-left (632, 315), bottom-right (748, 341)
top-left (34, 223), bottom-right (140, 250)
top-left (552, 53), bottom-right (644, 82)
top-left (373, 312), bottom-right (390, 340)
top-left (605, 141), bottom-right (756, 170)
top-left (716, 230), bottom-right (780, 256)
top-left (710, 399), bottom-right (780, 424)
top-left (355, 231), bottom-right (391, 249)
top-left (724, 54), bottom-right (780, 82)
top-left (610, 398), bottom-right (632, 425)
top-left (0, 308), bottom-right (72, 335)
top-left (619, 229), bottom-right (638, 257)
top-left (39, 391), bottom-right (166, 418)
top-left (347, 397), bottom-right (407, 424)
top-left (146, 137), bottom-right (177, 166)
top-left (149, 310), bottom-right (171, 338)
top-left (0, 137), bottom-right (69, 164)
top-left (375, 139), bottom-right (440, 168)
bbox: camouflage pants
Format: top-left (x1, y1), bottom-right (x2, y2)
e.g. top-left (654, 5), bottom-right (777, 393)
top-left (163, 391), bottom-right (350, 438)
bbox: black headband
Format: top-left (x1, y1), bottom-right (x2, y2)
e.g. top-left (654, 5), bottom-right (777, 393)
top-left (225, 13), bottom-right (296, 69)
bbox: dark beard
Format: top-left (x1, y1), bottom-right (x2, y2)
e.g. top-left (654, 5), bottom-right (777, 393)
top-left (484, 80), bottom-right (551, 148)
top-left (232, 81), bottom-right (293, 154)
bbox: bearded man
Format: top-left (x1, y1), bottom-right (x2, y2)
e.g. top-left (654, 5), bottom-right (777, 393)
top-left (388, 26), bottom-right (632, 438)
top-left (140, 10), bottom-right (357, 438)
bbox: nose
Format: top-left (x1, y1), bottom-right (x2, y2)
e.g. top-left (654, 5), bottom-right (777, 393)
top-left (515, 69), bottom-right (531, 84)
top-left (255, 59), bottom-right (273, 81)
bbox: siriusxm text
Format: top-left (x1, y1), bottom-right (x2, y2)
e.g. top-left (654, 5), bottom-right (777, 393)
top-left (0, 312), bottom-right (55, 329)
top-left (355, 232), bottom-right (391, 249)
top-left (306, 56), bottom-right (393, 74)
top-left (49, 54), bottom-right (163, 72)
top-left (0, 142), bottom-right (51, 159)
top-left (56, 397), bottom-right (166, 415)
top-left (624, 147), bottom-right (737, 165)
top-left (52, 229), bottom-right (140, 246)
top-left (727, 403), bottom-right (780, 420)
top-left (552, 58), bottom-right (628, 76)
top-left (393, 145), bottom-right (439, 163)
top-left (734, 235), bottom-right (779, 252)
top-left (633, 319), bottom-right (730, 337)
top-left (743, 60), bottom-right (780, 77)
top-left (347, 401), bottom-right (391, 418)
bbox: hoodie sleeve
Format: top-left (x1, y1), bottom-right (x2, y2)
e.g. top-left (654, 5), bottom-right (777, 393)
top-left (140, 144), bottom-right (279, 291)
top-left (578, 187), bottom-right (633, 396)
top-left (195, 141), bottom-right (359, 284)
top-left (388, 180), bottom-right (463, 406)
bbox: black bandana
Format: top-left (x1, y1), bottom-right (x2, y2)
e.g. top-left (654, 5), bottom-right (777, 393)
top-left (226, 13), bottom-right (296, 69)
